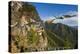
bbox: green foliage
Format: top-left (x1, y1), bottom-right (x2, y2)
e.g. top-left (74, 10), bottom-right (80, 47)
top-left (64, 37), bottom-right (73, 49)
top-left (45, 23), bottom-right (78, 49)
top-left (22, 4), bottom-right (35, 12)
top-left (27, 26), bottom-right (39, 45)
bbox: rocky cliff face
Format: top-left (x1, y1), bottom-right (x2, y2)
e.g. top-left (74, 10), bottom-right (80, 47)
top-left (9, 1), bottom-right (48, 52)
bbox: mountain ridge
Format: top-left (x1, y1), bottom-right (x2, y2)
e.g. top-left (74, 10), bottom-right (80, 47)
top-left (45, 22), bottom-right (78, 49)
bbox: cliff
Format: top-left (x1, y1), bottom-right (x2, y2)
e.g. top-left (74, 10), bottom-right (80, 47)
top-left (9, 1), bottom-right (47, 52)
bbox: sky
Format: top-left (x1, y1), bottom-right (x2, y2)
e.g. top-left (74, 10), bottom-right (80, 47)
top-left (32, 2), bottom-right (78, 26)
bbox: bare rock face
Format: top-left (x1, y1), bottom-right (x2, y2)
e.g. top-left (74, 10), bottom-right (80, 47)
top-left (9, 1), bottom-right (48, 52)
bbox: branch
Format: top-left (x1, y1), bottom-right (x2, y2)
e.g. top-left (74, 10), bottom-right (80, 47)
top-left (10, 22), bottom-right (18, 27)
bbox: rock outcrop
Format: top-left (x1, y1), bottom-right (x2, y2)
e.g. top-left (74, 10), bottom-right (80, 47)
top-left (9, 1), bottom-right (48, 52)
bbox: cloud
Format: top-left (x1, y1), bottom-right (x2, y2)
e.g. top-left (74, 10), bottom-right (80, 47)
top-left (51, 11), bottom-right (78, 26)
top-left (43, 16), bottom-right (56, 21)
top-left (53, 16), bottom-right (78, 26)
top-left (43, 11), bottom-right (78, 26)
